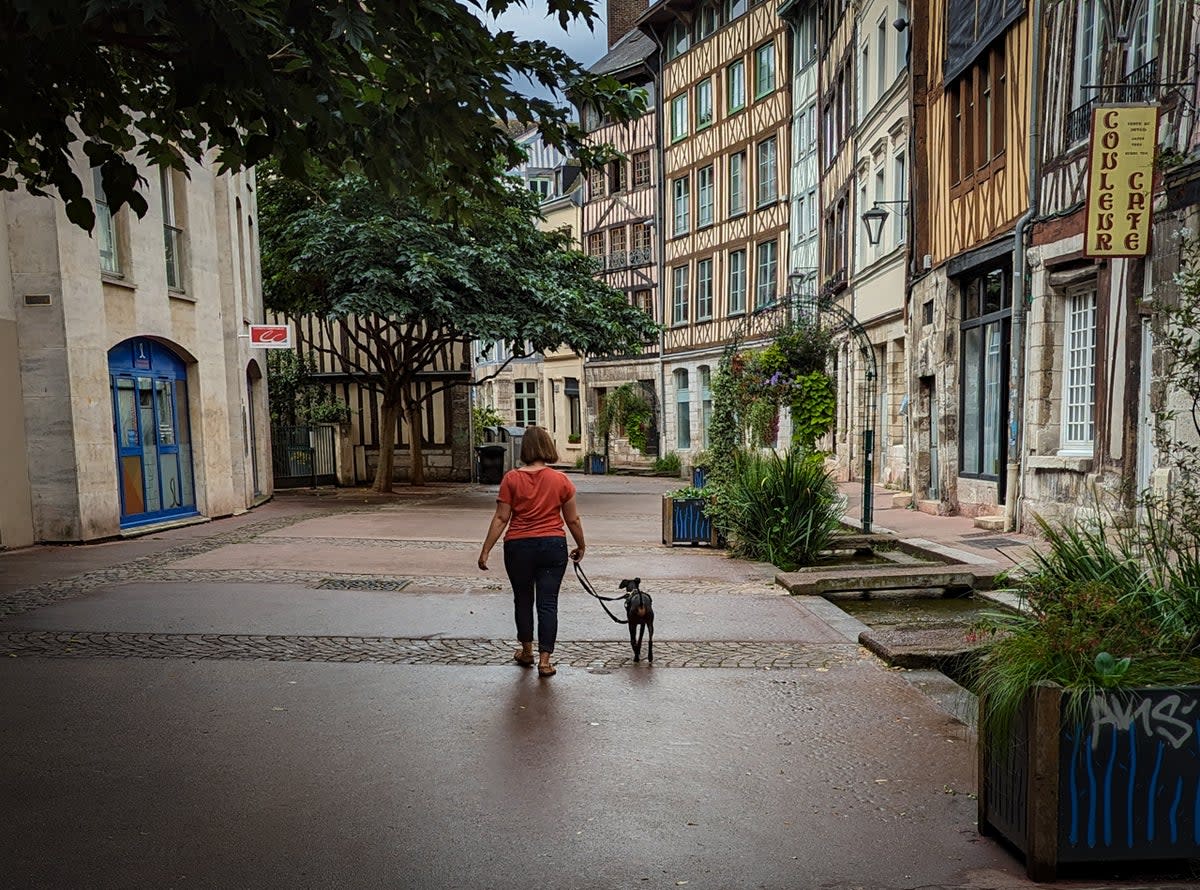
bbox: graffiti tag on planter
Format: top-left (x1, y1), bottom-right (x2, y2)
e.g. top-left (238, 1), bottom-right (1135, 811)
top-left (1089, 691), bottom-right (1198, 750)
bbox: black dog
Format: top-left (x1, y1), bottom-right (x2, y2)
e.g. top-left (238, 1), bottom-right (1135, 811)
top-left (619, 578), bottom-right (653, 663)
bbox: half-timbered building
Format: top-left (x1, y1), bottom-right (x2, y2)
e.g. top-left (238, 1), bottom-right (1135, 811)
top-left (1020, 0), bottom-right (1199, 529)
top-left (280, 313), bottom-right (473, 484)
top-left (817, 0), bottom-right (862, 480)
top-left (579, 23), bottom-right (662, 465)
top-left (907, 0), bottom-right (1032, 522)
top-left (640, 0), bottom-right (791, 460)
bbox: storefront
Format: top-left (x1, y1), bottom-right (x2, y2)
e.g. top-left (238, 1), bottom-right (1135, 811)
top-left (108, 338), bottom-right (197, 528)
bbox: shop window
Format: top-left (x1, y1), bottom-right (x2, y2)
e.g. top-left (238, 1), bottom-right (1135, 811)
top-left (959, 267), bottom-right (1011, 478)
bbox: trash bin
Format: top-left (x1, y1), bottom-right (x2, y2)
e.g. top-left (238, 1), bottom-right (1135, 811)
top-left (501, 425), bottom-right (526, 467)
top-left (476, 444), bottom-right (506, 485)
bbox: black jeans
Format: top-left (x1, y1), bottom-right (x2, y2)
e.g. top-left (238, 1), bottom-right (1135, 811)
top-left (503, 536), bottom-right (568, 654)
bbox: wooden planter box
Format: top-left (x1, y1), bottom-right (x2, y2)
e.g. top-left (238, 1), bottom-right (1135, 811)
top-left (586, 453), bottom-right (607, 475)
top-left (662, 496), bottom-right (719, 547)
top-left (979, 683), bottom-right (1200, 881)
top-left (691, 465), bottom-right (709, 489)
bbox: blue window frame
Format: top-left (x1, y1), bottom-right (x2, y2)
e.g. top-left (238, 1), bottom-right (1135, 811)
top-left (108, 338), bottom-right (197, 527)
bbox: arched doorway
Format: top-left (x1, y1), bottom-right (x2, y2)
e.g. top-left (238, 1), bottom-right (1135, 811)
top-left (246, 359), bottom-right (263, 497)
top-left (108, 338), bottom-right (197, 527)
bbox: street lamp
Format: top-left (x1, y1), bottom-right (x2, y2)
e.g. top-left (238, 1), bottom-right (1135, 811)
top-left (861, 206), bottom-right (889, 247)
top-left (860, 200), bottom-right (909, 248)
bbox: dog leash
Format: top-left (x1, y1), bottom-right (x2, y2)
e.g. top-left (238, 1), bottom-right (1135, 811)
top-left (572, 561), bottom-right (629, 625)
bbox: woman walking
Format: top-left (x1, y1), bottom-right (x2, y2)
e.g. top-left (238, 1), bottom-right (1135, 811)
top-left (478, 426), bottom-right (585, 677)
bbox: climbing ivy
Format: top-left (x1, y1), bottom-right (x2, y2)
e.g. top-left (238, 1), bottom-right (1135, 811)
top-left (596, 382), bottom-right (654, 454)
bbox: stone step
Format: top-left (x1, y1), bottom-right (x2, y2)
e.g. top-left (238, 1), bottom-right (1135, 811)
top-left (891, 491), bottom-right (913, 508)
top-left (776, 564), bottom-right (998, 596)
top-left (973, 514), bottom-right (1006, 531)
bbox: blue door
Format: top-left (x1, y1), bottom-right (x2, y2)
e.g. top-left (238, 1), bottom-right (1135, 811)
top-left (109, 339), bottom-right (197, 527)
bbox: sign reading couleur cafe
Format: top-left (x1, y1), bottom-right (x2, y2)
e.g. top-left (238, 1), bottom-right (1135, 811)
top-left (1085, 105), bottom-right (1159, 258)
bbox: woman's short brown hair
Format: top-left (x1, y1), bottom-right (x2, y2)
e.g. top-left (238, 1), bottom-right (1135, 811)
top-left (520, 425), bottom-right (559, 465)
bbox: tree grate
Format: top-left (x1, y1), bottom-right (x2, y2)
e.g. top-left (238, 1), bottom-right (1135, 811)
top-left (315, 578), bottom-right (412, 591)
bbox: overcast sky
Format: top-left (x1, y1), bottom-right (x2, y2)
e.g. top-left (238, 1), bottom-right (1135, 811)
top-left (486, 0), bottom-right (612, 102)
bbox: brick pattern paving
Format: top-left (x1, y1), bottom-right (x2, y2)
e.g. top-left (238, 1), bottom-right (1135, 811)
top-left (0, 630), bottom-right (861, 669)
top-left (256, 536), bottom-right (648, 556)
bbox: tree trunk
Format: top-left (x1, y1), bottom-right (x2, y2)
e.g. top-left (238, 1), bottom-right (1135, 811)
top-left (374, 396), bottom-right (400, 493)
top-left (407, 401), bottom-right (425, 486)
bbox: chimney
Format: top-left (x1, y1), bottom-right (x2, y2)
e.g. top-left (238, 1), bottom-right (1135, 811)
top-left (607, 0), bottom-right (650, 49)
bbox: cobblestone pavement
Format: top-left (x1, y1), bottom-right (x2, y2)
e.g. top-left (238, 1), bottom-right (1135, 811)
top-left (0, 630), bottom-right (860, 668)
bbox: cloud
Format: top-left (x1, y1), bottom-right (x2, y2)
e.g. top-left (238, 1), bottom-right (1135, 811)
top-left (486, 1), bottom-right (611, 103)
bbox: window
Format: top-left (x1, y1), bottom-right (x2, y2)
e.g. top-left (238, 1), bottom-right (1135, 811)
top-left (756, 137), bottom-right (778, 206)
top-left (528, 177), bottom-right (552, 199)
top-left (670, 94), bottom-right (689, 142)
top-left (587, 232), bottom-right (604, 258)
top-left (859, 39), bottom-right (869, 119)
top-left (728, 249), bottom-right (747, 314)
top-left (631, 224), bottom-right (653, 264)
top-left (877, 18), bottom-right (888, 98)
top-left (675, 369), bottom-right (691, 449)
top-left (633, 150), bottom-right (652, 188)
top-left (726, 0), bottom-right (747, 20)
top-left (667, 20), bottom-right (689, 61)
top-left (609, 225), bottom-right (627, 264)
top-left (160, 167), bottom-right (184, 291)
top-left (672, 176), bottom-right (690, 236)
top-left (633, 289), bottom-right (654, 318)
top-left (806, 188), bottom-right (817, 233)
top-left (960, 267), bottom-right (1011, 478)
top-left (897, 0), bottom-right (909, 73)
top-left (856, 180), bottom-right (869, 268)
top-left (696, 258), bottom-right (714, 319)
top-left (873, 166), bottom-right (886, 252)
top-left (672, 266), bottom-right (689, 325)
top-left (755, 240), bottom-right (778, 308)
top-left (695, 78), bottom-right (714, 129)
top-left (696, 2), bottom-right (719, 40)
top-left (1125, 0), bottom-right (1157, 74)
top-left (588, 167), bottom-right (605, 198)
top-left (697, 165), bottom-right (715, 227)
top-left (893, 152), bottom-right (907, 243)
top-left (566, 378), bottom-right (582, 439)
top-left (514, 380), bottom-right (538, 427)
top-left (608, 160), bottom-right (627, 193)
top-left (949, 44), bottom-right (1006, 188)
top-left (93, 168), bottom-right (120, 274)
top-left (727, 59), bottom-right (746, 113)
top-left (1062, 288), bottom-right (1097, 453)
top-left (797, 6), bottom-right (817, 67)
top-left (699, 366), bottom-right (714, 447)
top-left (728, 150), bottom-right (747, 215)
top-left (754, 43), bottom-right (776, 98)
top-left (1073, 0), bottom-right (1101, 112)
top-left (583, 103), bottom-right (602, 131)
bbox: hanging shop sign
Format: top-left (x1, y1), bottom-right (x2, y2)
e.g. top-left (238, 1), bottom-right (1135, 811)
top-left (1085, 105), bottom-right (1159, 258)
top-left (248, 324), bottom-right (292, 348)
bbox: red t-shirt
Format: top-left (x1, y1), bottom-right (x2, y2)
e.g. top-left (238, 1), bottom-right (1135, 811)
top-left (498, 467), bottom-right (576, 540)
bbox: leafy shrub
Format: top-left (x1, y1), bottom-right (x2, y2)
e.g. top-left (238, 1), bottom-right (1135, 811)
top-left (667, 485), bottom-right (707, 499)
top-left (471, 405), bottom-right (506, 445)
top-left (597, 382), bottom-right (653, 454)
top-left (713, 449), bottom-right (841, 571)
top-left (652, 451), bottom-right (682, 476)
top-left (973, 512), bottom-right (1200, 742)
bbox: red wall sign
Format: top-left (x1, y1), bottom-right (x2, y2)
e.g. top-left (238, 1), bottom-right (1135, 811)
top-left (248, 324), bottom-right (292, 348)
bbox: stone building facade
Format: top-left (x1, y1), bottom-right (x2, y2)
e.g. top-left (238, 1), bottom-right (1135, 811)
top-left (0, 152), bottom-right (270, 546)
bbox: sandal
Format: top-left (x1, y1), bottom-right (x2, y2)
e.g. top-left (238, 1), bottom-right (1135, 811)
top-left (514, 649), bottom-right (535, 667)
top-left (538, 662), bottom-right (556, 677)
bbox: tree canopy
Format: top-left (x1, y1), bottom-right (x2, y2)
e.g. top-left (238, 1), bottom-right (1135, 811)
top-left (0, 0), bottom-right (643, 230)
top-left (259, 169), bottom-right (660, 488)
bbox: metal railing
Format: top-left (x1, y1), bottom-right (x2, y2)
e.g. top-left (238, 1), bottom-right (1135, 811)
top-left (1065, 57), bottom-right (1158, 147)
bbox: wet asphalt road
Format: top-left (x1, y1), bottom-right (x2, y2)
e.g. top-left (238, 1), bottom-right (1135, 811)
top-left (0, 478), bottom-right (1165, 889)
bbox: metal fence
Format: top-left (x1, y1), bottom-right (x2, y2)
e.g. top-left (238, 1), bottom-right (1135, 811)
top-left (271, 424), bottom-right (336, 488)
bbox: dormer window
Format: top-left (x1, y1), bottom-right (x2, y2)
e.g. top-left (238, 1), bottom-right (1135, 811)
top-left (667, 20), bottom-right (689, 61)
top-left (695, 3), bottom-right (720, 41)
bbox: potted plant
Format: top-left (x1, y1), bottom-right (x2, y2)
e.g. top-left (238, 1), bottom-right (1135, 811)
top-left (662, 485), bottom-right (719, 547)
top-left (567, 433), bottom-right (581, 445)
top-left (973, 514), bottom-right (1200, 880)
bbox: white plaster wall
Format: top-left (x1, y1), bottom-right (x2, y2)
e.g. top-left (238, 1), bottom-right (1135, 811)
top-left (5, 149), bottom-right (270, 541)
top-left (0, 196), bottom-right (35, 547)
